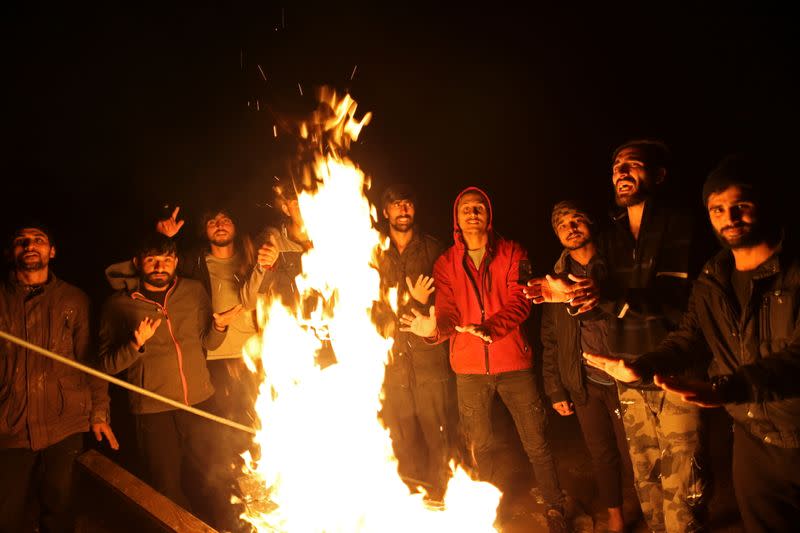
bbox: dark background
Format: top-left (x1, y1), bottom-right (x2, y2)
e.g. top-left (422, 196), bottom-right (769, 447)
top-left (5, 2), bottom-right (798, 302)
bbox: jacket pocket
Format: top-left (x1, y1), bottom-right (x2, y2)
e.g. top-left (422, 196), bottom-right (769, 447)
top-left (764, 289), bottom-right (795, 354)
top-left (57, 374), bottom-right (91, 418)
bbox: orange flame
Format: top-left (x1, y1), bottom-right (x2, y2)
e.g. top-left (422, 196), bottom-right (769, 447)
top-left (241, 89), bottom-right (500, 532)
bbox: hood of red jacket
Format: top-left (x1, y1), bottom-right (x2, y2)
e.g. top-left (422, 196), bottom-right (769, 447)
top-left (452, 186), bottom-right (494, 250)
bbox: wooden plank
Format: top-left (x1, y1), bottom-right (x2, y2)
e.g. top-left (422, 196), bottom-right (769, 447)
top-left (77, 449), bottom-right (218, 533)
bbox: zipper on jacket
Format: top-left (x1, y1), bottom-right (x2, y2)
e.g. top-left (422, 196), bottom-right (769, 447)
top-left (463, 256), bottom-right (490, 374)
top-left (760, 294), bottom-right (771, 356)
top-left (131, 282), bottom-right (190, 405)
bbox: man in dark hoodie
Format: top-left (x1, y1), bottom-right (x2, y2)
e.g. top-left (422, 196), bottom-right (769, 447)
top-left (1, 222), bottom-right (116, 533)
top-left (99, 234), bottom-right (241, 529)
top-left (400, 187), bottom-right (569, 533)
top-left (373, 184), bottom-right (453, 506)
top-left (586, 154), bottom-right (800, 533)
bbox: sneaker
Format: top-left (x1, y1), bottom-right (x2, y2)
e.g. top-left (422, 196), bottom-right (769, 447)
top-left (545, 505), bottom-right (570, 533)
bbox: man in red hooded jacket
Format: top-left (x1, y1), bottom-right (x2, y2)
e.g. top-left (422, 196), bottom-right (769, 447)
top-left (401, 187), bottom-right (568, 532)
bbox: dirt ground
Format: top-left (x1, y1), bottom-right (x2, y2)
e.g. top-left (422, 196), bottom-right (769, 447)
top-left (75, 392), bottom-right (745, 532)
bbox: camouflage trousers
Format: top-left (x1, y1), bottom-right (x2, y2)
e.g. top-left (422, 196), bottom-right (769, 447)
top-left (618, 386), bottom-right (706, 533)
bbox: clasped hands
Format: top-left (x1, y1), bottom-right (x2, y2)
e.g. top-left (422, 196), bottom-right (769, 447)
top-left (523, 273), bottom-right (599, 315)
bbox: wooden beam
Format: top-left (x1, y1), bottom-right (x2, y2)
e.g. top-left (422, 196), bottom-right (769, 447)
top-left (77, 449), bottom-right (218, 533)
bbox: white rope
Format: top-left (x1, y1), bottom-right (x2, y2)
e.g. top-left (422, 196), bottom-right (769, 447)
top-left (0, 330), bottom-right (257, 436)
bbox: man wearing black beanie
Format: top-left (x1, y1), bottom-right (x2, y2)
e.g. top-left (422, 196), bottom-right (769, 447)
top-left (586, 154), bottom-right (800, 533)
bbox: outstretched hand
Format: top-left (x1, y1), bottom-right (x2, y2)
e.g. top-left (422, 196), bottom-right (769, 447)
top-left (133, 317), bottom-right (162, 349)
top-left (156, 206), bottom-right (185, 238)
top-left (399, 305), bottom-right (437, 338)
top-left (654, 375), bottom-right (724, 408)
top-left (583, 352), bottom-right (640, 383)
top-left (455, 324), bottom-right (492, 343)
top-left (405, 274), bottom-right (435, 305)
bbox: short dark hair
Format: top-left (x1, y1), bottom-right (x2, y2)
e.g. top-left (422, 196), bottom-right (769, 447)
top-left (8, 219), bottom-right (55, 247)
top-left (381, 184), bottom-right (417, 212)
top-left (198, 206), bottom-right (237, 236)
top-left (612, 139), bottom-right (671, 171)
top-left (135, 233), bottom-right (177, 260)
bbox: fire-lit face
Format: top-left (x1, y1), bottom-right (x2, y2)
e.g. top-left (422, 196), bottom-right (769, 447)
top-left (457, 192), bottom-right (489, 235)
top-left (206, 212), bottom-right (236, 247)
top-left (137, 253), bottom-right (177, 289)
top-left (612, 147), bottom-right (663, 207)
top-left (383, 199), bottom-right (415, 233)
top-left (707, 185), bottom-right (763, 249)
top-left (555, 213), bottom-right (592, 251)
top-left (281, 198), bottom-right (305, 226)
top-left (12, 228), bottom-right (55, 272)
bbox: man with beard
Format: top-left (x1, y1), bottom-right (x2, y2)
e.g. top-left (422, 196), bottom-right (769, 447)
top-left (1, 222), bottom-right (117, 533)
top-left (373, 184), bottom-right (453, 507)
top-left (585, 154), bottom-right (800, 532)
top-left (540, 201), bottom-right (635, 533)
top-left (591, 140), bottom-right (707, 533)
top-left (99, 234), bottom-right (241, 530)
top-left (155, 207), bottom-right (266, 428)
top-left (400, 187), bottom-right (570, 533)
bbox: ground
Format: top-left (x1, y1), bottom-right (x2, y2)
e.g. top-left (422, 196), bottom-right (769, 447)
top-left (74, 395), bottom-right (744, 532)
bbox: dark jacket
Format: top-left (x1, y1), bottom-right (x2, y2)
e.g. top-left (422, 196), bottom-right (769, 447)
top-left (99, 266), bottom-right (225, 415)
top-left (541, 251), bottom-right (609, 405)
top-left (598, 200), bottom-right (701, 388)
top-left (432, 187), bottom-right (533, 375)
top-left (375, 230), bottom-right (450, 387)
top-left (631, 244), bottom-right (800, 448)
top-left (0, 274), bottom-right (110, 450)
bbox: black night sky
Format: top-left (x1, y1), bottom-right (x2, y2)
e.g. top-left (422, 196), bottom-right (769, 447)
top-left (6, 3), bottom-right (798, 302)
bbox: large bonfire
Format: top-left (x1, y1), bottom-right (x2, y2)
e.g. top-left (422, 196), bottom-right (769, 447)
top-left (239, 88), bottom-right (501, 533)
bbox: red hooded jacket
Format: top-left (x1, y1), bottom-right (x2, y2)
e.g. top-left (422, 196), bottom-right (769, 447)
top-left (432, 187), bottom-right (533, 374)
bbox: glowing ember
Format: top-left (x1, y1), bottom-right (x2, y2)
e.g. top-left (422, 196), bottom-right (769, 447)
top-left (241, 89), bottom-right (500, 532)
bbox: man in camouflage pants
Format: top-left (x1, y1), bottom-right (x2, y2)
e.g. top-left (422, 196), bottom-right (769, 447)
top-left (618, 388), bottom-right (703, 530)
top-left (596, 140), bottom-right (706, 532)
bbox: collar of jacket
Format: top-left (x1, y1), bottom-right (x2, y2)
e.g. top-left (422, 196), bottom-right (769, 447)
top-left (128, 276), bottom-right (179, 300)
top-left (382, 228), bottom-right (426, 255)
top-left (701, 238), bottom-right (785, 289)
top-left (7, 270), bottom-right (56, 294)
top-left (553, 249), bottom-right (604, 275)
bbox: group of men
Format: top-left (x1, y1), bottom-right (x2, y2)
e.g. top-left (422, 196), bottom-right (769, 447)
top-left (398, 140), bottom-right (799, 533)
top-left (0, 138), bottom-right (798, 533)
